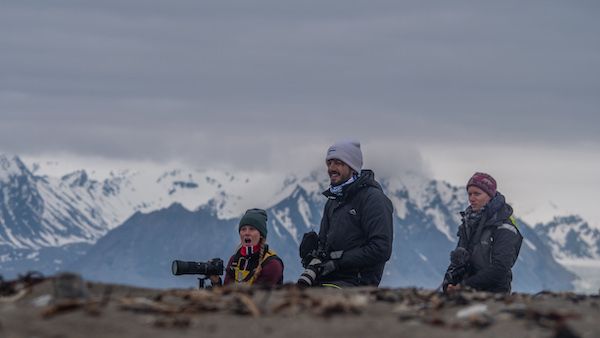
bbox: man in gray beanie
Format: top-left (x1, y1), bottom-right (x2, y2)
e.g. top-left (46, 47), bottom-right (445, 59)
top-left (297, 140), bottom-right (394, 288)
top-left (326, 140), bottom-right (363, 175)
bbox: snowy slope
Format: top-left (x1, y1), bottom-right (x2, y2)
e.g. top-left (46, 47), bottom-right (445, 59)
top-left (0, 154), bottom-right (291, 250)
top-left (534, 216), bottom-right (600, 293)
top-left (535, 216), bottom-right (600, 260)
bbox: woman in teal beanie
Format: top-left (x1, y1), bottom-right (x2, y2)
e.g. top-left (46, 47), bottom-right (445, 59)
top-left (212, 208), bottom-right (284, 286)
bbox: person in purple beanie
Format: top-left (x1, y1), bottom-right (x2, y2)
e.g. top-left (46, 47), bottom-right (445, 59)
top-left (443, 172), bottom-right (523, 293)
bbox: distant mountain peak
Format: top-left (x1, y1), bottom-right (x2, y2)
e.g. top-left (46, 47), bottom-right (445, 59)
top-left (0, 154), bottom-right (31, 182)
top-left (535, 214), bottom-right (600, 261)
top-left (522, 200), bottom-right (572, 226)
top-left (61, 170), bottom-right (90, 188)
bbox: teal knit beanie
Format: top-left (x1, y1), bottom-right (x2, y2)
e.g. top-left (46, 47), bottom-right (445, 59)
top-left (238, 208), bottom-right (268, 238)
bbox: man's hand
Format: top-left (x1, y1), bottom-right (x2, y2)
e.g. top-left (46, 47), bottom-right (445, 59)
top-left (208, 275), bottom-right (222, 286)
top-left (446, 284), bottom-right (462, 293)
top-left (319, 260), bottom-right (337, 276)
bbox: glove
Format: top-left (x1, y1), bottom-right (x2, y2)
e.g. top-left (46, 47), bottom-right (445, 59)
top-left (319, 260), bottom-right (337, 276)
top-left (208, 275), bottom-right (222, 287)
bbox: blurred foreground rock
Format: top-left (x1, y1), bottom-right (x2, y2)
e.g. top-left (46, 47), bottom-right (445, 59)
top-left (1, 273), bottom-right (599, 338)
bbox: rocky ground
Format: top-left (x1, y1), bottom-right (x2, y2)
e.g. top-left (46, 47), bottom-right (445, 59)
top-left (1, 273), bottom-right (599, 338)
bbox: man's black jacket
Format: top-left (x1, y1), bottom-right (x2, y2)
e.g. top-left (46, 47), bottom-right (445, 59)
top-left (318, 169), bottom-right (394, 286)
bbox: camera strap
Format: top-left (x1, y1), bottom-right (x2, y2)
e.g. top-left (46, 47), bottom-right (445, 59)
top-left (233, 249), bottom-right (279, 285)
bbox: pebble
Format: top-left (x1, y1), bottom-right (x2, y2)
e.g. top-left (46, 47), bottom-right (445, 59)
top-left (31, 294), bottom-right (53, 307)
top-left (456, 304), bottom-right (488, 318)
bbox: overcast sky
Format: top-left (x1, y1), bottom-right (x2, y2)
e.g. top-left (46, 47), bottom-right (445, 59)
top-left (1, 1), bottom-right (599, 226)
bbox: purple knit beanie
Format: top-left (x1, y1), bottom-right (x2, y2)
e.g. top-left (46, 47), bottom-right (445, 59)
top-left (467, 172), bottom-right (497, 197)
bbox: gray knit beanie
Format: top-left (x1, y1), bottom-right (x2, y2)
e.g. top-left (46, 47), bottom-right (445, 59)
top-left (325, 140), bottom-right (363, 174)
top-left (239, 208), bottom-right (268, 238)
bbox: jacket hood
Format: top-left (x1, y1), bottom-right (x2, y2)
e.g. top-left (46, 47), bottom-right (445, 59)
top-left (483, 192), bottom-right (513, 225)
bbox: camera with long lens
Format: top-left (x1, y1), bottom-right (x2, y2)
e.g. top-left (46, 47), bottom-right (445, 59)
top-left (171, 258), bottom-right (224, 276)
top-left (297, 231), bottom-right (322, 287)
top-left (297, 231), bottom-right (344, 287)
top-left (172, 258), bottom-right (224, 288)
top-left (297, 253), bottom-right (326, 287)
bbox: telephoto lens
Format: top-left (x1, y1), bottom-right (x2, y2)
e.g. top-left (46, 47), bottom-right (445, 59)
top-left (171, 258), bottom-right (224, 276)
top-left (297, 258), bottom-right (321, 286)
top-left (171, 260), bottom-right (207, 275)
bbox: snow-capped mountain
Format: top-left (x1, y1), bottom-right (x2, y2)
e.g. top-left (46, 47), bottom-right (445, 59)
top-left (0, 156), bottom-right (109, 249)
top-left (520, 201), bottom-right (572, 227)
top-left (67, 166), bottom-right (575, 292)
top-left (533, 216), bottom-right (600, 293)
top-left (534, 216), bottom-right (600, 260)
top-left (0, 154), bottom-right (583, 292)
top-left (0, 154), bottom-right (288, 250)
top-left (0, 154), bottom-right (288, 277)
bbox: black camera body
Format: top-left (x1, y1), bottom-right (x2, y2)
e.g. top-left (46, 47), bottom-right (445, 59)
top-left (297, 249), bottom-right (328, 286)
top-left (443, 247), bottom-right (470, 288)
top-left (171, 258), bottom-right (224, 276)
top-left (444, 264), bottom-right (467, 286)
top-left (297, 231), bottom-right (323, 286)
top-left (297, 231), bottom-right (344, 287)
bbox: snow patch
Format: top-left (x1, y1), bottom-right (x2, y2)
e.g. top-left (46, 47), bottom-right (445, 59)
top-left (426, 208), bottom-right (454, 242)
top-left (0, 155), bottom-right (25, 182)
top-left (524, 238), bottom-right (537, 251)
top-left (390, 195), bottom-right (407, 219)
top-left (273, 207), bottom-right (298, 244)
top-left (521, 201), bottom-right (572, 226)
top-left (558, 259), bottom-right (600, 294)
top-left (297, 195), bottom-right (312, 228)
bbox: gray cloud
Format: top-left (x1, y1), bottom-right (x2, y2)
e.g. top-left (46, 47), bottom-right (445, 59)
top-left (1, 0), bottom-right (599, 167)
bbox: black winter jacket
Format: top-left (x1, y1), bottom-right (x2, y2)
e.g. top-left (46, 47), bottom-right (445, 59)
top-left (318, 170), bottom-right (394, 286)
top-left (446, 192), bottom-right (523, 293)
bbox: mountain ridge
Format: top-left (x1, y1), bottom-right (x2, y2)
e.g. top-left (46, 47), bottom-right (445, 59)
top-left (0, 154), bottom-right (589, 292)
